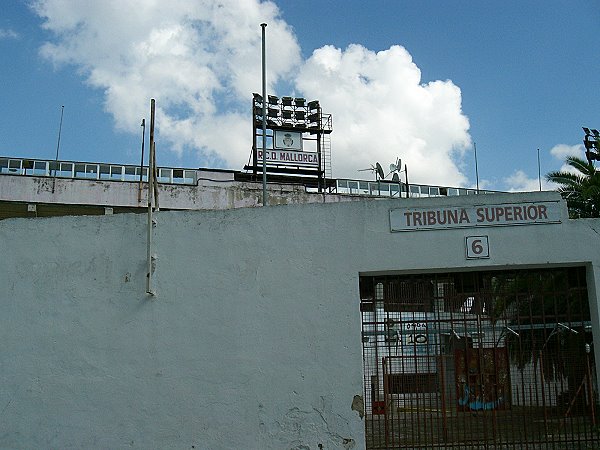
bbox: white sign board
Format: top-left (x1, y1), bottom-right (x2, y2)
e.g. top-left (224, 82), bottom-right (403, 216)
top-left (274, 130), bottom-right (302, 151)
top-left (257, 149), bottom-right (319, 167)
top-left (465, 236), bottom-right (490, 259)
top-left (396, 317), bottom-right (436, 358)
top-left (390, 201), bottom-right (561, 232)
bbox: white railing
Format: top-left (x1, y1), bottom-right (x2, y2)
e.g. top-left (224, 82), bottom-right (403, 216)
top-left (334, 179), bottom-right (494, 198)
top-left (1, 156), bottom-right (497, 197)
top-left (0, 157), bottom-right (197, 185)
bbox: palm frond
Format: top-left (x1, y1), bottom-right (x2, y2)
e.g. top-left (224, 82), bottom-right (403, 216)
top-left (546, 155), bottom-right (600, 218)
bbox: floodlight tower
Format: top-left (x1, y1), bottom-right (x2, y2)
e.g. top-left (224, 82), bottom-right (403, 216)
top-left (583, 127), bottom-right (600, 166)
top-left (248, 94), bottom-right (332, 191)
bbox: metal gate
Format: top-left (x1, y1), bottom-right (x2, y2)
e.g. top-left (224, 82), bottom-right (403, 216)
top-left (360, 267), bottom-right (599, 449)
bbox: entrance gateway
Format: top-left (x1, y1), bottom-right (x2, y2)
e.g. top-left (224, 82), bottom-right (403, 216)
top-left (359, 198), bottom-right (598, 449)
top-left (359, 268), bottom-right (598, 449)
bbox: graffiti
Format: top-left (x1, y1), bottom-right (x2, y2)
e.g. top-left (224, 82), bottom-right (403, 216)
top-left (458, 385), bottom-right (504, 411)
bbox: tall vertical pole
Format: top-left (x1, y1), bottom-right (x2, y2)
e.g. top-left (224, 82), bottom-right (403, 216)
top-left (152, 140), bottom-right (159, 211)
top-left (138, 118), bottom-right (146, 203)
top-left (51, 105), bottom-right (65, 193)
top-left (261, 23), bottom-right (268, 206)
top-left (474, 142), bottom-right (480, 194)
top-left (537, 148), bottom-right (542, 191)
top-left (146, 99), bottom-right (156, 296)
top-left (404, 164), bottom-right (409, 198)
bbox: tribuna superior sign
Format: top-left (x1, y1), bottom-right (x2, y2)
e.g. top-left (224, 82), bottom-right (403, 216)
top-left (246, 94), bottom-right (332, 189)
top-left (390, 200), bottom-right (561, 232)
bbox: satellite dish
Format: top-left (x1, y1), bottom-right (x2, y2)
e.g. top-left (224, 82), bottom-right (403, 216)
top-left (392, 172), bottom-right (400, 183)
top-left (359, 162), bottom-right (387, 181)
top-left (375, 162), bottom-right (385, 180)
top-left (387, 157), bottom-right (402, 177)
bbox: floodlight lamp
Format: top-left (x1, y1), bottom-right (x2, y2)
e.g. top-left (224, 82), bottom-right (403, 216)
top-left (583, 127), bottom-right (591, 135)
top-left (268, 95), bottom-right (279, 105)
top-left (308, 100), bottom-right (319, 110)
top-left (587, 150), bottom-right (600, 162)
top-left (295, 111), bottom-right (305, 120)
top-left (294, 97), bottom-right (306, 107)
top-left (308, 113), bottom-right (320, 123)
top-left (281, 96), bottom-right (293, 107)
top-left (253, 93), bottom-right (263, 102)
top-left (592, 129), bottom-right (600, 137)
top-left (584, 137), bottom-right (598, 151)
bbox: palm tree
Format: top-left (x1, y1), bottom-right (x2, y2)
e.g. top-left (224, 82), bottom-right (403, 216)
top-left (546, 156), bottom-right (600, 218)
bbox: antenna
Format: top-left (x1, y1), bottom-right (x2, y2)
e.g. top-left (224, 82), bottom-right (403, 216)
top-left (537, 148), bottom-right (541, 191)
top-left (474, 142), bottom-right (480, 194)
top-left (404, 163), bottom-right (409, 198)
top-left (359, 162), bottom-right (385, 181)
top-left (51, 105), bottom-right (65, 194)
top-left (357, 165), bottom-right (376, 173)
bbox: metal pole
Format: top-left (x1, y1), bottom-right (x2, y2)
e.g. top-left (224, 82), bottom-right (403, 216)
top-left (152, 141), bottom-right (160, 211)
top-left (537, 148), bottom-right (542, 191)
top-left (138, 118), bottom-right (146, 203)
top-left (585, 346), bottom-right (596, 426)
top-left (52, 105), bottom-right (65, 193)
top-left (404, 164), bottom-right (409, 198)
top-left (261, 23), bottom-right (268, 206)
top-left (146, 99), bottom-right (156, 296)
top-left (474, 142), bottom-right (480, 194)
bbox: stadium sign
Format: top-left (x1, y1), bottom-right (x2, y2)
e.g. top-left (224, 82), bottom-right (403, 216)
top-left (390, 201), bottom-right (561, 232)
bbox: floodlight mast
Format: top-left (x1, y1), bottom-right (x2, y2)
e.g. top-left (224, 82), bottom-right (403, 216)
top-left (583, 127), bottom-right (600, 166)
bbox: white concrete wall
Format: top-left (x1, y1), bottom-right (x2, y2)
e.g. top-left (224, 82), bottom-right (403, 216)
top-left (0, 173), bottom-right (357, 210)
top-left (1, 191), bottom-right (600, 449)
top-left (0, 203), bottom-right (365, 449)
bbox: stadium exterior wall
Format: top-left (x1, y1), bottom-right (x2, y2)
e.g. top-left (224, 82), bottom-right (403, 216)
top-left (0, 191), bottom-right (599, 449)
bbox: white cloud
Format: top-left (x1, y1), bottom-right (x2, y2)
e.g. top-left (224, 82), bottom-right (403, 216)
top-left (31, 1), bottom-right (472, 186)
top-left (550, 143), bottom-right (584, 161)
top-left (295, 44), bottom-right (471, 185)
top-left (549, 143), bottom-right (585, 175)
top-left (31, 0), bottom-right (301, 167)
top-left (0, 28), bottom-right (19, 39)
top-left (504, 170), bottom-right (553, 192)
top-left (504, 144), bottom-right (585, 192)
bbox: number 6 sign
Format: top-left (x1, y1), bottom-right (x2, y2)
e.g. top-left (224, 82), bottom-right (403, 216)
top-left (466, 236), bottom-right (490, 259)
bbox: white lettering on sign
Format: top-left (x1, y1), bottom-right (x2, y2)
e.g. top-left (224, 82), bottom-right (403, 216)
top-left (257, 149), bottom-right (319, 166)
top-left (390, 201), bottom-right (561, 232)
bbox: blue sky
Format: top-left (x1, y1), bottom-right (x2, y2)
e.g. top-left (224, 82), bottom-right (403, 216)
top-left (0, 0), bottom-right (598, 191)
